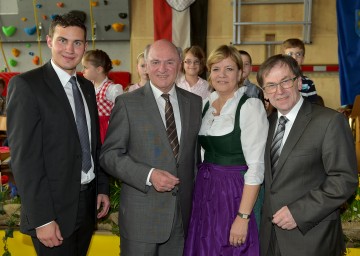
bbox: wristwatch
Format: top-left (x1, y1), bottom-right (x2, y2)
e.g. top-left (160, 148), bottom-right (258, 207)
top-left (237, 212), bottom-right (250, 219)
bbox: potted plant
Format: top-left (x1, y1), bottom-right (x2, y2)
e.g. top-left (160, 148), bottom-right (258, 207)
top-left (0, 175), bottom-right (20, 256)
top-left (341, 174), bottom-right (360, 248)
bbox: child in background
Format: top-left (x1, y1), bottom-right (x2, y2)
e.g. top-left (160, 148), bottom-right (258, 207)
top-left (239, 50), bottom-right (264, 101)
top-left (282, 38), bottom-right (318, 103)
top-left (177, 45), bottom-right (211, 99)
top-left (127, 52), bottom-right (149, 92)
top-left (82, 49), bottom-right (123, 143)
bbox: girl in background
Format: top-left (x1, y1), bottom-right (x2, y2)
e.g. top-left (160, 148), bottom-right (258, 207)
top-left (177, 45), bottom-right (211, 99)
top-left (127, 52), bottom-right (149, 92)
top-left (82, 49), bottom-right (123, 143)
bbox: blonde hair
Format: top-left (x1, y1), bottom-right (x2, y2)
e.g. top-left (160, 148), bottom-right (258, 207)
top-left (207, 45), bottom-right (243, 88)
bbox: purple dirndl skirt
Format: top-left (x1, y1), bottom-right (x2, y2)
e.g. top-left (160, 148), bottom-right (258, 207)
top-left (184, 163), bottom-right (259, 256)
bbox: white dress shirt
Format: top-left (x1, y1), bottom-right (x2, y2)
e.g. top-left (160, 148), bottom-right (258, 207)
top-left (51, 60), bottom-right (95, 185)
top-left (275, 96), bottom-right (304, 153)
top-left (146, 83), bottom-right (182, 185)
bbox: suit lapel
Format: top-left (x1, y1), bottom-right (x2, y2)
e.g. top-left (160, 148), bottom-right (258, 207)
top-left (273, 101), bottom-right (312, 180)
top-left (176, 86), bottom-right (190, 161)
top-left (42, 62), bottom-right (78, 133)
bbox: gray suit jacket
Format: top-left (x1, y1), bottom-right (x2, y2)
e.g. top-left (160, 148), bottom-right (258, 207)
top-left (100, 82), bottom-right (202, 243)
top-left (260, 100), bottom-right (358, 256)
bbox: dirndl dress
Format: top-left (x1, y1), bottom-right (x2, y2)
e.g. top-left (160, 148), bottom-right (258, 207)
top-left (184, 94), bottom-right (261, 256)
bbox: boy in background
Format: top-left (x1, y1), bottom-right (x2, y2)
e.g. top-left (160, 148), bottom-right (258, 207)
top-left (239, 50), bottom-right (264, 102)
top-left (282, 38), bottom-right (318, 103)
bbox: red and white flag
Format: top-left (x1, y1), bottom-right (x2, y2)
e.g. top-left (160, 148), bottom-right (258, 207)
top-left (154, 0), bottom-right (205, 51)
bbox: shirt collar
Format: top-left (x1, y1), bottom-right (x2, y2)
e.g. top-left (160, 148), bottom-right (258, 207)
top-left (51, 59), bottom-right (77, 87)
top-left (149, 81), bottom-right (176, 100)
top-left (277, 96), bottom-right (304, 123)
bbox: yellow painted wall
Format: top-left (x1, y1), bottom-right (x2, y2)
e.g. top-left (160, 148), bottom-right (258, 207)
top-left (130, 0), bottom-right (341, 109)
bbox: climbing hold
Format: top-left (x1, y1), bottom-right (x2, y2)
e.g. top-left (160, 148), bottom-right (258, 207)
top-left (9, 59), bottom-right (18, 67)
top-left (112, 59), bottom-right (121, 66)
top-left (104, 25), bottom-right (111, 31)
top-left (42, 15), bottom-right (48, 20)
top-left (2, 26), bottom-right (17, 37)
top-left (33, 56), bottom-right (40, 65)
top-left (51, 14), bottom-right (59, 20)
top-left (12, 48), bottom-right (20, 57)
top-left (26, 43), bottom-right (31, 48)
top-left (36, 4), bottom-right (42, 8)
top-left (57, 2), bottom-right (64, 7)
top-left (112, 23), bottom-right (125, 32)
top-left (119, 13), bottom-right (127, 19)
top-left (24, 26), bottom-right (37, 35)
top-left (91, 1), bottom-right (99, 7)
top-left (21, 17), bottom-right (27, 22)
top-left (29, 52), bottom-right (34, 56)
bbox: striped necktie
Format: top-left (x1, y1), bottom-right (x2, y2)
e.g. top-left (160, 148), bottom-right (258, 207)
top-left (161, 94), bottom-right (179, 159)
top-left (270, 116), bottom-right (288, 174)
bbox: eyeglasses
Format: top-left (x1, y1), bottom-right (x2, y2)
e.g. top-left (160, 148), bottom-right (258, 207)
top-left (262, 76), bottom-right (298, 94)
top-left (184, 60), bottom-right (200, 65)
top-left (285, 52), bottom-right (304, 58)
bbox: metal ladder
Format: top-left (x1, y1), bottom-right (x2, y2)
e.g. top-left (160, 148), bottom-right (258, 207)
top-left (232, 0), bottom-right (313, 45)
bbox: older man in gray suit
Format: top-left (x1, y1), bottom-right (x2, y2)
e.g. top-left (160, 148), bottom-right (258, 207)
top-left (100, 39), bottom-right (202, 256)
top-left (257, 54), bottom-right (358, 256)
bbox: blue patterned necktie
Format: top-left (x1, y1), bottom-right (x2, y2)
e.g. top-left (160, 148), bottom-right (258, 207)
top-left (161, 94), bottom-right (179, 159)
top-left (69, 76), bottom-right (92, 173)
top-left (270, 116), bottom-right (288, 174)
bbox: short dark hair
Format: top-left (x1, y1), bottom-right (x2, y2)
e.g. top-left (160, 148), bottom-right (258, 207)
top-left (49, 13), bottom-right (87, 40)
top-left (239, 50), bottom-right (252, 65)
top-left (256, 54), bottom-right (302, 88)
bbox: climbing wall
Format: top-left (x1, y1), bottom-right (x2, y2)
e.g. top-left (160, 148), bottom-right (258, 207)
top-left (0, 0), bottom-right (130, 42)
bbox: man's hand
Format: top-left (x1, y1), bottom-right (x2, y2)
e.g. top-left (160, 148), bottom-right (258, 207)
top-left (272, 206), bottom-right (297, 230)
top-left (36, 221), bottom-right (63, 247)
top-left (97, 194), bottom-right (110, 219)
top-left (150, 169), bottom-right (180, 192)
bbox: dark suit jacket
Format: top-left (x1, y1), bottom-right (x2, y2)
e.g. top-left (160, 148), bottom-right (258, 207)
top-left (100, 82), bottom-right (202, 243)
top-left (260, 100), bottom-right (358, 256)
top-left (7, 61), bottom-right (109, 237)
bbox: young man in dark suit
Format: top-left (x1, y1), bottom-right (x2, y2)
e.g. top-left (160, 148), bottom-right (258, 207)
top-left (100, 39), bottom-right (202, 255)
top-left (257, 54), bottom-right (358, 256)
top-left (7, 13), bottom-right (110, 256)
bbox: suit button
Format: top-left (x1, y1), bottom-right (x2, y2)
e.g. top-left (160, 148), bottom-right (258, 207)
top-left (176, 164), bottom-right (179, 168)
top-left (172, 191), bottom-right (177, 196)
